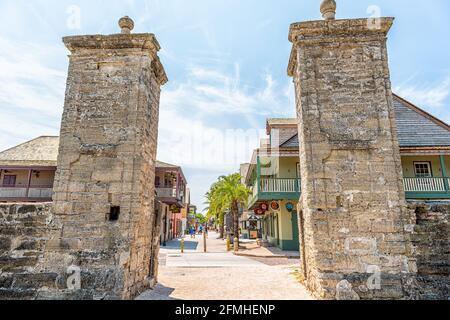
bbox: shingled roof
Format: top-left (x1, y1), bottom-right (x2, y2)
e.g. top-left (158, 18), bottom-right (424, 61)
top-left (279, 95), bottom-right (450, 149)
top-left (156, 160), bottom-right (181, 169)
top-left (393, 94), bottom-right (450, 148)
top-left (0, 136), bottom-right (59, 167)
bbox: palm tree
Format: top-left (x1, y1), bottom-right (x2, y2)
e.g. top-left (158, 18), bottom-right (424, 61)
top-left (206, 174), bottom-right (250, 246)
top-left (204, 178), bottom-right (227, 238)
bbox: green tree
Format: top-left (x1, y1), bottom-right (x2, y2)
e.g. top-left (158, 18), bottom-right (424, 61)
top-left (196, 213), bottom-right (207, 224)
top-left (204, 174), bottom-right (250, 245)
top-left (204, 178), bottom-right (227, 238)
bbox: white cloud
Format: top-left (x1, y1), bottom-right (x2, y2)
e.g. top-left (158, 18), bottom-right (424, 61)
top-left (162, 64), bottom-right (293, 116)
top-left (395, 77), bottom-right (450, 108)
top-left (157, 64), bottom-right (295, 210)
top-left (0, 37), bottom-right (66, 151)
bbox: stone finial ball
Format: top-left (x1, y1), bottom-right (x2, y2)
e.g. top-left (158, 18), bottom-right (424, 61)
top-left (320, 0), bottom-right (337, 20)
top-left (119, 16), bottom-right (135, 34)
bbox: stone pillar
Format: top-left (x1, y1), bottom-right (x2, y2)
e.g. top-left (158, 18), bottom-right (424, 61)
top-left (40, 17), bottom-right (167, 300)
top-left (288, 17), bottom-right (417, 299)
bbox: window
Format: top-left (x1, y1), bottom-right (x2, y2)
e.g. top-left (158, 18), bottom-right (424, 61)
top-left (3, 175), bottom-right (16, 187)
top-left (414, 162), bottom-right (432, 178)
top-left (155, 176), bottom-right (160, 187)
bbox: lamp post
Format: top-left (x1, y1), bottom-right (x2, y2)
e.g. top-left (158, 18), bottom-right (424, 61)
top-left (203, 225), bottom-right (207, 253)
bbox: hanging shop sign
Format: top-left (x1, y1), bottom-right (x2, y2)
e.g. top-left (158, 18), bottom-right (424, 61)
top-left (270, 201), bottom-right (280, 211)
top-left (260, 202), bottom-right (269, 211)
top-left (285, 202), bottom-right (294, 212)
top-left (170, 204), bottom-right (181, 213)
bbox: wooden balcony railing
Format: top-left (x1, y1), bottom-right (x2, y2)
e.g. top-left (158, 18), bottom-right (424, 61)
top-left (403, 177), bottom-right (448, 192)
top-left (0, 186), bottom-right (53, 199)
top-left (248, 178), bottom-right (302, 209)
top-left (156, 187), bottom-right (178, 198)
top-left (259, 178), bottom-right (301, 193)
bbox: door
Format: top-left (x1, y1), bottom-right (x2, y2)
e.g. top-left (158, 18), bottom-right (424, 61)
top-left (291, 211), bottom-right (300, 251)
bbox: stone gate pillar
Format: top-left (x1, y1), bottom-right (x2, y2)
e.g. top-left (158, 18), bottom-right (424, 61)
top-left (40, 17), bottom-right (167, 300)
top-left (288, 4), bottom-right (416, 299)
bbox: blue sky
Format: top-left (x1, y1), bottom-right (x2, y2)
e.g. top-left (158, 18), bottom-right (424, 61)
top-left (0, 0), bottom-right (449, 211)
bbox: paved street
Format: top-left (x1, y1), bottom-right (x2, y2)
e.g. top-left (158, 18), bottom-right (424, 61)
top-left (137, 232), bottom-right (313, 300)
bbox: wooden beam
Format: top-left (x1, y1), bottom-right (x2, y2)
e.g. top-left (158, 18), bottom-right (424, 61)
top-left (257, 156), bottom-right (261, 195)
top-left (440, 155), bottom-right (449, 192)
top-left (25, 169), bottom-right (32, 198)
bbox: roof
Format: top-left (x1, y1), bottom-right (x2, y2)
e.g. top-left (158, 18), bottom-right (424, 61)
top-left (155, 161), bottom-right (188, 184)
top-left (156, 160), bottom-right (179, 169)
top-left (0, 136), bottom-right (59, 167)
top-left (393, 94), bottom-right (450, 148)
top-left (277, 95), bottom-right (450, 149)
top-left (0, 137), bottom-right (188, 182)
top-left (266, 118), bottom-right (298, 134)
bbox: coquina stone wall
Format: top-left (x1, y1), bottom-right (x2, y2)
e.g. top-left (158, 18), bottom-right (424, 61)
top-left (1, 202), bottom-right (447, 300)
top-left (0, 18), bottom-right (167, 300)
top-left (0, 204), bottom-right (55, 299)
top-left (288, 18), bottom-right (417, 299)
top-left (38, 29), bottom-right (167, 299)
top-left (409, 203), bottom-right (450, 300)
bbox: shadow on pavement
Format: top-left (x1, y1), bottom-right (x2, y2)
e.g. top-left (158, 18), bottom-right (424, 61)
top-left (136, 283), bottom-right (179, 300)
top-left (161, 238), bottom-right (199, 251)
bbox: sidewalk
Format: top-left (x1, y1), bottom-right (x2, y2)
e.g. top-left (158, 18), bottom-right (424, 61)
top-left (138, 231), bottom-right (313, 300)
top-left (159, 232), bottom-right (227, 254)
top-left (234, 240), bottom-right (300, 259)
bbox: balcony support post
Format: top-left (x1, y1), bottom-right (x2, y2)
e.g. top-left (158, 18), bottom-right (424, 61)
top-left (176, 171), bottom-right (181, 200)
top-left (257, 156), bottom-right (261, 194)
top-left (25, 169), bottom-right (32, 198)
top-left (440, 155), bottom-right (449, 192)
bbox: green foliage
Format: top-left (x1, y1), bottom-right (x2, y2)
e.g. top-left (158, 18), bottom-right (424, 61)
top-left (196, 213), bottom-right (208, 224)
top-left (204, 173), bottom-right (251, 227)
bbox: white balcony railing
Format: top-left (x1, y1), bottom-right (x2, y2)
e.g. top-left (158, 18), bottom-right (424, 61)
top-left (259, 178), bottom-right (301, 193)
top-left (0, 187), bottom-right (53, 199)
top-left (403, 177), bottom-right (447, 192)
top-left (0, 187), bottom-right (27, 198)
top-left (28, 188), bottom-right (53, 198)
top-left (156, 187), bottom-right (177, 198)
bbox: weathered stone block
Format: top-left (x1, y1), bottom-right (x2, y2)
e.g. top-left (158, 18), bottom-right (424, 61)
top-left (288, 16), bottom-right (417, 299)
top-left (12, 273), bottom-right (59, 290)
top-left (0, 237), bottom-right (11, 253)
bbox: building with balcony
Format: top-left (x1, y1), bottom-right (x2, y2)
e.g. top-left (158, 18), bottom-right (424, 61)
top-left (242, 94), bottom-right (450, 251)
top-left (0, 137), bottom-right (192, 244)
top-left (155, 161), bottom-right (189, 243)
top-left (0, 136), bottom-right (59, 203)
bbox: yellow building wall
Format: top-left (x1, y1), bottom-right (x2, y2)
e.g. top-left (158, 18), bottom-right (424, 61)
top-left (277, 200), bottom-right (294, 241)
top-left (401, 156), bottom-right (447, 178)
top-left (30, 171), bottom-right (55, 186)
top-left (278, 157), bottom-right (300, 178)
top-left (0, 170), bottom-right (55, 187)
top-left (1, 170), bottom-right (29, 187)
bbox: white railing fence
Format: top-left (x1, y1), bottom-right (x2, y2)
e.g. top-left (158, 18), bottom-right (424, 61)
top-left (0, 188), bottom-right (27, 198)
top-left (259, 178), bottom-right (301, 193)
top-left (156, 188), bottom-right (177, 198)
top-left (0, 187), bottom-right (53, 199)
top-left (28, 188), bottom-right (53, 198)
top-left (403, 177), bottom-right (447, 192)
